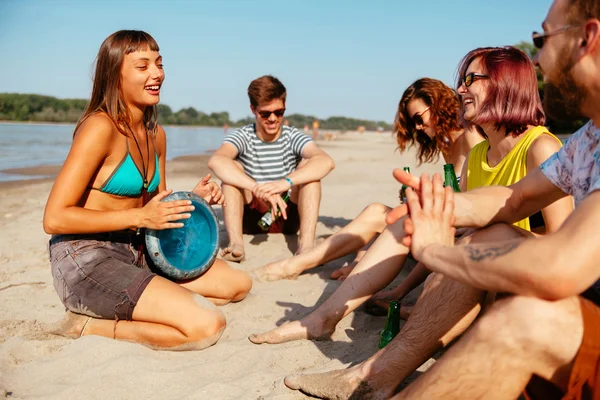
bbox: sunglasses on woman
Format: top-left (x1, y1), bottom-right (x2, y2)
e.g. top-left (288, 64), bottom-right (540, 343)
top-left (532, 25), bottom-right (580, 49)
top-left (412, 107), bottom-right (430, 126)
top-left (257, 108), bottom-right (286, 119)
top-left (462, 72), bottom-right (489, 87)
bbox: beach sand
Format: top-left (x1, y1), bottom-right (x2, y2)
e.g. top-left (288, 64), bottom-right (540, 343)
top-left (0, 131), bottom-right (444, 399)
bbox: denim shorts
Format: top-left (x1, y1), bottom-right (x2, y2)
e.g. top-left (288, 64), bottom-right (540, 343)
top-left (49, 231), bottom-right (156, 321)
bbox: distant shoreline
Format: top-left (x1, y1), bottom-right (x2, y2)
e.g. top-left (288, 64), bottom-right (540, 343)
top-left (0, 120), bottom-right (229, 129)
top-left (0, 151), bottom-right (215, 190)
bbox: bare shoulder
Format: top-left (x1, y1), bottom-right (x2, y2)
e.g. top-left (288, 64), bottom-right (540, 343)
top-left (75, 113), bottom-right (117, 143)
top-left (527, 132), bottom-right (562, 169)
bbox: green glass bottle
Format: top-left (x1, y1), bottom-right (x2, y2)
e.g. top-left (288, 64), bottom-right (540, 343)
top-left (258, 191), bottom-right (290, 231)
top-left (443, 164), bottom-right (461, 192)
top-left (378, 300), bottom-right (401, 349)
top-left (399, 166), bottom-right (411, 204)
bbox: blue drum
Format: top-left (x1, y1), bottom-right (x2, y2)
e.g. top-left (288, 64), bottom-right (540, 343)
top-left (145, 191), bottom-right (220, 281)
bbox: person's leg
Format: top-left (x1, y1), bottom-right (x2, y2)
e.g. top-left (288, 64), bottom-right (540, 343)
top-left (249, 215), bottom-right (410, 343)
top-left (54, 276), bottom-right (227, 351)
top-left (253, 202), bottom-right (389, 281)
top-left (392, 295), bottom-right (586, 400)
top-left (179, 258), bottom-right (252, 305)
top-left (282, 223), bottom-right (531, 399)
top-left (220, 161), bottom-right (252, 262)
top-left (292, 159), bottom-right (322, 255)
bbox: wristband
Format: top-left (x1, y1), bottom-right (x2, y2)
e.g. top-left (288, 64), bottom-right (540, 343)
top-left (285, 177), bottom-right (293, 188)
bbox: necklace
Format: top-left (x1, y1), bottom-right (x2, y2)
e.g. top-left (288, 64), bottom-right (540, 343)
top-left (127, 124), bottom-right (150, 189)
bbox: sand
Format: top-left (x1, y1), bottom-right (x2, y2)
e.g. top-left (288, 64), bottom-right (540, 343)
top-left (0, 131), bottom-right (444, 399)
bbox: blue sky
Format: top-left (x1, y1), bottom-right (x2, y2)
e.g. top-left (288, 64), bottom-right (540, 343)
top-left (0, 0), bottom-right (551, 122)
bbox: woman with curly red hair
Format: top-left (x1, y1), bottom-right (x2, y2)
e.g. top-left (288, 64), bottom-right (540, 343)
top-left (253, 78), bottom-right (482, 283)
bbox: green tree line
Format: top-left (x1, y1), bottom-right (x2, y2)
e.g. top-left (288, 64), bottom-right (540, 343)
top-left (0, 93), bottom-right (392, 131)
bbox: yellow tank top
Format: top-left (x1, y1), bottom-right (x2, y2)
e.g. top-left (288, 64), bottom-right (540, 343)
top-left (466, 126), bottom-right (562, 231)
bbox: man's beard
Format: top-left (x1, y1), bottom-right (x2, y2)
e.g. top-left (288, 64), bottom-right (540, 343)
top-left (543, 49), bottom-right (587, 122)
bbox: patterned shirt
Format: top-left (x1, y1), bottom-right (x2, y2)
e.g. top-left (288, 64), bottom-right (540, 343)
top-left (541, 120), bottom-right (600, 293)
top-left (224, 124), bottom-right (312, 183)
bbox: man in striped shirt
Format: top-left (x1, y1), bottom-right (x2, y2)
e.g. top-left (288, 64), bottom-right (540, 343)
top-left (208, 75), bottom-right (335, 262)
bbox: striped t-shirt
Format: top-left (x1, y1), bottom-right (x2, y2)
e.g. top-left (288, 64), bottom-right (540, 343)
top-left (224, 124), bottom-right (312, 183)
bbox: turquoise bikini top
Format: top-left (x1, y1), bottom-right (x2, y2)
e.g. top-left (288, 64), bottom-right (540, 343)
top-left (93, 140), bottom-right (161, 197)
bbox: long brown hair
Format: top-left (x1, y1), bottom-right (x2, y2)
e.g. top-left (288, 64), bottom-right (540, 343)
top-left (73, 30), bottom-right (160, 137)
top-left (394, 78), bottom-right (462, 164)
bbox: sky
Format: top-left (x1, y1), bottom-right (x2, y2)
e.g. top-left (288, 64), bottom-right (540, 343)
top-left (0, 0), bottom-right (552, 123)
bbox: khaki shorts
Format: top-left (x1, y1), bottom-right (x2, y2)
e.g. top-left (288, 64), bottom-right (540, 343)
top-left (49, 231), bottom-right (156, 321)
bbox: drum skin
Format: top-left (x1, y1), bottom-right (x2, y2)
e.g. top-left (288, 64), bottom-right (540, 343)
top-left (145, 192), bottom-right (220, 281)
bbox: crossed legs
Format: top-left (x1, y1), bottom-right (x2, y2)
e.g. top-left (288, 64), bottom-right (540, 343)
top-left (249, 215), bottom-right (411, 343)
top-left (254, 202), bottom-right (390, 281)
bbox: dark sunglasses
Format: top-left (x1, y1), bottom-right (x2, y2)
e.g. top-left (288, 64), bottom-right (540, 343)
top-left (412, 107), bottom-right (430, 126)
top-left (257, 108), bottom-right (286, 119)
top-left (532, 25), bottom-right (581, 49)
top-left (462, 72), bottom-right (488, 87)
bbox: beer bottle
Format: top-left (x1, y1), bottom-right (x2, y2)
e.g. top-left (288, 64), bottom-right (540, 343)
top-left (378, 300), bottom-right (401, 349)
top-left (258, 191), bottom-right (290, 232)
top-left (443, 164), bottom-right (461, 192)
top-left (399, 166), bottom-right (411, 204)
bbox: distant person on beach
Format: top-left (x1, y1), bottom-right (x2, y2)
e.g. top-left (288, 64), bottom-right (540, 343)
top-left (253, 78), bottom-right (483, 283)
top-left (252, 46), bottom-right (573, 400)
top-left (386, 2), bottom-right (600, 398)
top-left (43, 30), bottom-right (251, 350)
top-left (223, 123), bottom-right (229, 135)
top-left (311, 120), bottom-right (320, 141)
top-left (208, 75), bottom-right (334, 262)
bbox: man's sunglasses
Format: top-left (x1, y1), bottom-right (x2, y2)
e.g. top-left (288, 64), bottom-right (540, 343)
top-left (412, 107), bottom-right (430, 126)
top-left (257, 108), bottom-right (286, 119)
top-left (462, 72), bottom-right (489, 87)
top-left (532, 25), bottom-right (580, 49)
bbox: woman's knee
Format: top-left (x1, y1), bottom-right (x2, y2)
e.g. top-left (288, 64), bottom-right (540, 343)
top-left (361, 203), bottom-right (391, 228)
top-left (184, 305), bottom-right (227, 342)
top-left (230, 270), bottom-right (252, 302)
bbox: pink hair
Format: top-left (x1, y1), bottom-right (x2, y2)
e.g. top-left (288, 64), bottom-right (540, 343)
top-left (456, 46), bottom-right (545, 137)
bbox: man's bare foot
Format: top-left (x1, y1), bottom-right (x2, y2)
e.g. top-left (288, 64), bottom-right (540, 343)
top-left (49, 311), bottom-right (92, 339)
top-left (284, 365), bottom-right (391, 400)
top-left (248, 318), bottom-right (334, 344)
top-left (220, 244), bottom-right (245, 263)
top-left (253, 258), bottom-right (303, 282)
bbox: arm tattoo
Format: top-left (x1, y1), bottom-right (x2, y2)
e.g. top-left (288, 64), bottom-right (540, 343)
top-left (465, 242), bottom-right (521, 262)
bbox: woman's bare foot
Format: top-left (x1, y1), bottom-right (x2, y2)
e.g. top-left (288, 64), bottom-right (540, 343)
top-left (252, 258), bottom-right (304, 282)
top-left (220, 244), bottom-right (245, 263)
top-left (248, 316), bottom-right (334, 344)
top-left (365, 293), bottom-right (413, 319)
top-left (49, 311), bottom-right (92, 339)
top-left (330, 247), bottom-right (367, 280)
top-left (329, 262), bottom-right (356, 281)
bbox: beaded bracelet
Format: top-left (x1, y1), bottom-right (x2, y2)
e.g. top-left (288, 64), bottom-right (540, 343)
top-left (285, 177), bottom-right (293, 188)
